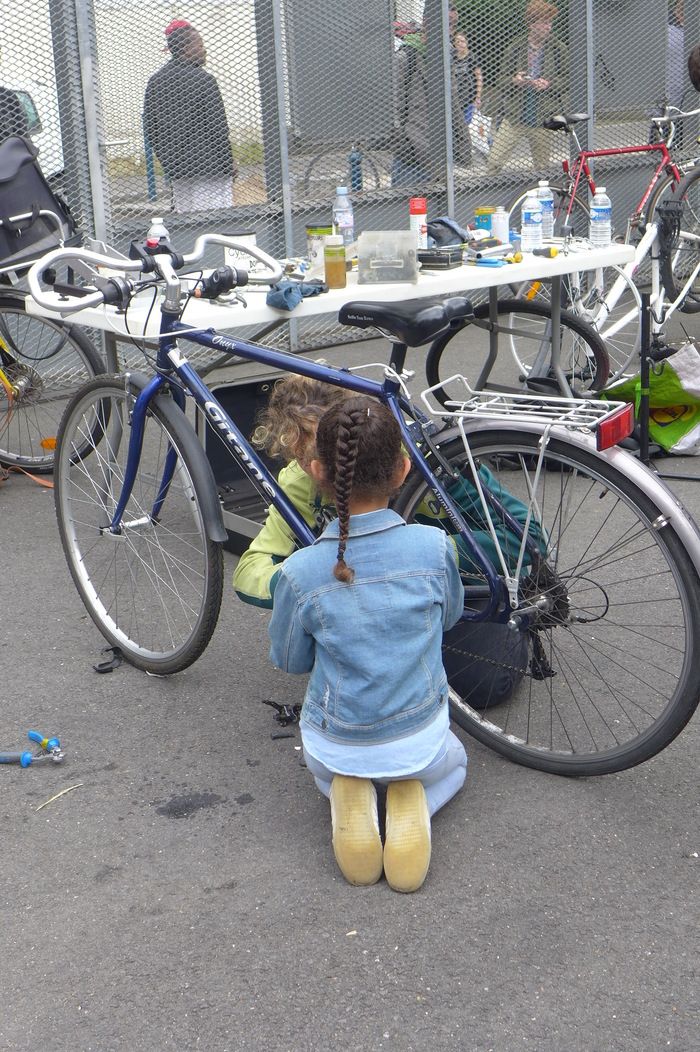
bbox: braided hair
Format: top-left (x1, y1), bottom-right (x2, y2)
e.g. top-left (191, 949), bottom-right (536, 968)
top-left (315, 396), bottom-right (404, 583)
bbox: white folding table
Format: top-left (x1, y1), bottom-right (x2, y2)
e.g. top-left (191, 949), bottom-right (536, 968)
top-left (25, 240), bottom-right (635, 395)
top-left (24, 241), bottom-right (636, 542)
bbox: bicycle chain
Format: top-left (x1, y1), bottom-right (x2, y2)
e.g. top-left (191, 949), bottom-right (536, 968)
top-left (443, 627), bottom-right (556, 682)
top-left (442, 637), bottom-right (531, 679)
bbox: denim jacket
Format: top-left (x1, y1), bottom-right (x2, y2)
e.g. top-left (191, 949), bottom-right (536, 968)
top-left (268, 509), bottom-right (464, 746)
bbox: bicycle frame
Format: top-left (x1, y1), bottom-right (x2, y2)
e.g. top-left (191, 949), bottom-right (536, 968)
top-left (109, 311), bottom-right (511, 622)
top-left (555, 130), bottom-right (699, 361)
top-left (563, 140), bottom-right (681, 226)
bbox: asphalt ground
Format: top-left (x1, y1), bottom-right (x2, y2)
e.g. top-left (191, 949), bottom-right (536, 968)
top-left (2, 348), bottom-right (700, 1050)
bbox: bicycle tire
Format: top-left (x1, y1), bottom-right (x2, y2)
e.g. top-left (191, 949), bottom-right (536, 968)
top-left (505, 187), bottom-right (641, 379)
top-left (424, 298), bottom-right (609, 406)
top-left (644, 170), bottom-right (681, 226)
top-left (393, 427), bottom-right (700, 775)
top-left (54, 375), bottom-right (225, 674)
top-left (0, 293), bottom-right (104, 472)
top-left (659, 164), bottom-right (700, 311)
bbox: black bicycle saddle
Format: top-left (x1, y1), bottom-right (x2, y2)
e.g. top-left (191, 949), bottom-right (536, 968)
top-left (338, 296), bottom-right (473, 347)
top-left (542, 112), bottom-right (590, 131)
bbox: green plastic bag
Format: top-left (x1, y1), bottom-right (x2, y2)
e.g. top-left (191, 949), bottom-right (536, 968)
top-left (606, 341), bottom-right (700, 454)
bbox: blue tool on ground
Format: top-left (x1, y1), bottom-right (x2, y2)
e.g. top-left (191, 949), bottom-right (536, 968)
top-left (0, 731), bottom-right (65, 767)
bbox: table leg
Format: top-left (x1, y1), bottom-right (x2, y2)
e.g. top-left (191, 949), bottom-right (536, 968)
top-left (475, 287), bottom-right (500, 389)
top-left (547, 275), bottom-right (573, 397)
top-left (105, 332), bottom-right (119, 372)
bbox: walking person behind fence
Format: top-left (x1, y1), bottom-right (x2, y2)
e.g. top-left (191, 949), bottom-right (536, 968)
top-left (143, 19), bottom-right (236, 213)
top-left (486, 0), bottom-right (567, 175)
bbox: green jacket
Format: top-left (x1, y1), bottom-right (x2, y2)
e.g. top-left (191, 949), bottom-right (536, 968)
top-left (233, 459), bottom-right (544, 608)
top-left (232, 461), bottom-right (334, 608)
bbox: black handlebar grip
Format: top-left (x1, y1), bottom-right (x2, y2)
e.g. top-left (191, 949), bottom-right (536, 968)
top-left (194, 265), bottom-right (249, 299)
top-left (102, 276), bottom-right (133, 307)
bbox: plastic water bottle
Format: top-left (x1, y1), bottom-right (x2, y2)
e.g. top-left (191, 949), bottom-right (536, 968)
top-left (520, 191), bottom-right (543, 252)
top-left (537, 180), bottom-right (555, 239)
top-left (589, 186), bottom-right (612, 247)
top-left (146, 216), bottom-right (170, 244)
top-left (332, 186), bottom-right (354, 252)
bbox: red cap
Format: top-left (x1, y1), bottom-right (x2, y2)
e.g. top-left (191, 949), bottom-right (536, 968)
top-left (165, 18), bottom-right (191, 37)
top-left (163, 19), bottom-right (191, 49)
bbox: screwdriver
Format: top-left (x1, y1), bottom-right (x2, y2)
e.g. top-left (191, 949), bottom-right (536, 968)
top-left (532, 246), bottom-right (559, 258)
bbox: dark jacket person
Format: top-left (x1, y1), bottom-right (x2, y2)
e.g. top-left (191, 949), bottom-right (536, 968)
top-left (143, 19), bottom-right (236, 212)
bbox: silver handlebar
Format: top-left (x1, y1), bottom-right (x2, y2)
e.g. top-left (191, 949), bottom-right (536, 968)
top-left (26, 233), bottom-right (286, 315)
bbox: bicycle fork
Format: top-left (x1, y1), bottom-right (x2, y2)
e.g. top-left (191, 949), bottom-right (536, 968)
top-left (103, 372), bottom-right (177, 535)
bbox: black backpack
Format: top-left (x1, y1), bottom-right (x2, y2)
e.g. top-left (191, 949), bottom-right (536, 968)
top-left (0, 135), bottom-right (78, 272)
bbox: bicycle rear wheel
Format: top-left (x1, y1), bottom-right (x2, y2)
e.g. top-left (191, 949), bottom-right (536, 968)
top-left (659, 165), bottom-right (700, 310)
top-left (424, 299), bottom-right (609, 406)
top-left (0, 293), bottom-right (104, 472)
top-left (54, 376), bottom-right (225, 674)
top-left (393, 428), bottom-right (700, 775)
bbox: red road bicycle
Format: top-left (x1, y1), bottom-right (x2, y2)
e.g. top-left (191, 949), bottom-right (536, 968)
top-left (506, 106), bottom-right (700, 382)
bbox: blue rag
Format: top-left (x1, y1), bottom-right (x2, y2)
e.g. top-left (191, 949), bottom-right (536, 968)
top-left (266, 279), bottom-right (327, 311)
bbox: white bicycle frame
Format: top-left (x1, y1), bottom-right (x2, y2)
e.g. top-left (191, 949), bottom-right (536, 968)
top-left (566, 218), bottom-right (700, 363)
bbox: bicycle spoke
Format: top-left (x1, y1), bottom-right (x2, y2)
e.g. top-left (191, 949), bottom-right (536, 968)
top-left (55, 380), bottom-right (223, 672)
top-left (396, 430), bottom-right (700, 774)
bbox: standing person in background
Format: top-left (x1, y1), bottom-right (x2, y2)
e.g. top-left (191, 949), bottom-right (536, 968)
top-left (392, 17), bottom-right (472, 185)
top-left (688, 40), bottom-right (700, 92)
top-left (143, 19), bottom-right (236, 213)
top-left (0, 87), bottom-right (29, 143)
top-left (486, 0), bottom-right (567, 175)
top-left (667, 1), bottom-right (685, 108)
top-left (453, 32), bottom-right (484, 126)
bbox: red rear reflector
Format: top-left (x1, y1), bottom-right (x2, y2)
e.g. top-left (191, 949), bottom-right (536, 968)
top-left (597, 403), bottom-right (634, 450)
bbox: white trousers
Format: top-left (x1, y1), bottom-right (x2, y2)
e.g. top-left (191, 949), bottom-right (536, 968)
top-left (171, 176), bottom-right (233, 213)
top-left (304, 730), bottom-right (467, 817)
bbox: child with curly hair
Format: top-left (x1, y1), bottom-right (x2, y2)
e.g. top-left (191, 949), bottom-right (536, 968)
top-left (232, 375), bottom-right (346, 607)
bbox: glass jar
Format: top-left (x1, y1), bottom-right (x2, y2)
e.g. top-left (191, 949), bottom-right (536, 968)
top-left (324, 235), bottom-right (347, 289)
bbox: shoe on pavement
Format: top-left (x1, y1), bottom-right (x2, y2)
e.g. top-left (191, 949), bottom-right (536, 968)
top-left (383, 780), bottom-right (431, 893)
top-left (329, 775), bottom-right (383, 886)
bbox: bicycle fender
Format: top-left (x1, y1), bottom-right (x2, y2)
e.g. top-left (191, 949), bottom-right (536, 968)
top-left (123, 371), bottom-right (228, 545)
top-left (434, 418), bottom-right (700, 580)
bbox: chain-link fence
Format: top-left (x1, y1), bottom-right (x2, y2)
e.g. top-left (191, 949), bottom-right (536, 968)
top-left (3, 0), bottom-right (699, 350)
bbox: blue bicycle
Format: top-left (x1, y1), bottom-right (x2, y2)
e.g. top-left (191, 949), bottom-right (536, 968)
top-left (27, 233), bottom-right (700, 776)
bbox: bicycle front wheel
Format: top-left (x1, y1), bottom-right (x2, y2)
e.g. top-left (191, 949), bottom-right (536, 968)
top-left (0, 294), bottom-right (104, 472)
top-left (394, 428), bottom-right (700, 775)
top-left (424, 299), bottom-right (609, 406)
top-left (54, 376), bottom-right (225, 674)
top-left (659, 165), bottom-right (700, 310)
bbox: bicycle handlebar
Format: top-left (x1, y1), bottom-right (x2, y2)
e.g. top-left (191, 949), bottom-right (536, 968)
top-left (26, 233), bottom-right (285, 315)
